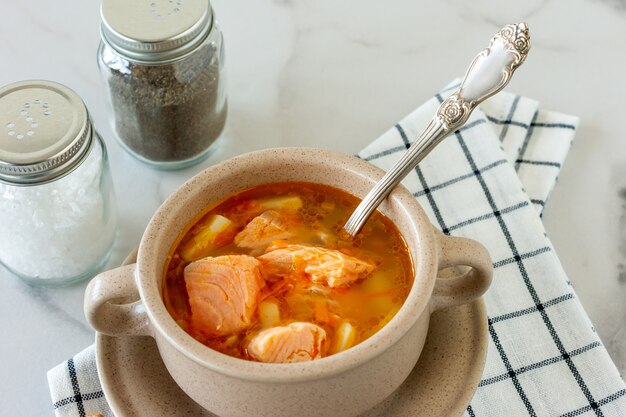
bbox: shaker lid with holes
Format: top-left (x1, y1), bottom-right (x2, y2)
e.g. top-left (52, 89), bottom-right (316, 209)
top-left (0, 80), bottom-right (92, 185)
top-left (100, 0), bottom-right (213, 62)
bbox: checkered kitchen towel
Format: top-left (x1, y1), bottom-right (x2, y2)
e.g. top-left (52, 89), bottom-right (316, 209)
top-left (48, 81), bottom-right (626, 417)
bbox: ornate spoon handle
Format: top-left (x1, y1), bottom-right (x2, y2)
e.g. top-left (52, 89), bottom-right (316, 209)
top-left (343, 23), bottom-right (531, 237)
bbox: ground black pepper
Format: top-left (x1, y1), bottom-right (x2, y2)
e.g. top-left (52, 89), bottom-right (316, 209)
top-left (102, 41), bottom-right (227, 164)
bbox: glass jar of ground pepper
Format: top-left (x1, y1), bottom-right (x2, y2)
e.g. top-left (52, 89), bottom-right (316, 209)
top-left (97, 0), bottom-right (227, 169)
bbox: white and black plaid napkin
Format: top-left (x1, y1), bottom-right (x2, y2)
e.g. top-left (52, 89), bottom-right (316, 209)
top-left (48, 82), bottom-right (626, 417)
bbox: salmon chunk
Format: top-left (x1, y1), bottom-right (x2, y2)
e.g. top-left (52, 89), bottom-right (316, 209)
top-left (234, 210), bottom-right (294, 250)
top-left (247, 322), bottom-right (327, 363)
top-left (258, 245), bottom-right (375, 288)
top-left (184, 255), bottom-right (265, 336)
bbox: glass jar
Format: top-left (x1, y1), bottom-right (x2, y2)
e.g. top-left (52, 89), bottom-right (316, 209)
top-left (0, 80), bottom-right (117, 287)
top-left (97, 0), bottom-right (227, 169)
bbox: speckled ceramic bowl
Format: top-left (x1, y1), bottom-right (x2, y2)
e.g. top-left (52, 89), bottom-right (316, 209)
top-left (85, 148), bottom-right (492, 417)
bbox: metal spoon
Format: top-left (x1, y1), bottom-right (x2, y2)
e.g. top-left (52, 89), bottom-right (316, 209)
top-left (343, 22), bottom-right (531, 237)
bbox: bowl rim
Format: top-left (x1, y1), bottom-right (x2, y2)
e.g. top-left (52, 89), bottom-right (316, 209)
top-left (136, 147), bottom-right (439, 382)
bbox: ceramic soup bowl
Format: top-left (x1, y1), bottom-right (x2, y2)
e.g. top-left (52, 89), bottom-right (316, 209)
top-left (84, 148), bottom-right (493, 417)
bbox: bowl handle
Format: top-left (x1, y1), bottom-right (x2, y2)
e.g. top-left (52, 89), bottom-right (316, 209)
top-left (84, 262), bottom-right (153, 337)
top-left (430, 230), bottom-right (493, 312)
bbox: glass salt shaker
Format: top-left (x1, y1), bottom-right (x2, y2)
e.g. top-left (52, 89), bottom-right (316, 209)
top-left (0, 80), bottom-right (117, 287)
top-left (97, 0), bottom-right (227, 169)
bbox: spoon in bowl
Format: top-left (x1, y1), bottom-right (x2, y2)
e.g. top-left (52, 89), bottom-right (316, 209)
top-left (343, 22), bottom-right (531, 237)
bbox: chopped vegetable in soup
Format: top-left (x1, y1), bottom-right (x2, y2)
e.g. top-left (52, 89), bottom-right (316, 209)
top-left (163, 182), bottom-right (413, 362)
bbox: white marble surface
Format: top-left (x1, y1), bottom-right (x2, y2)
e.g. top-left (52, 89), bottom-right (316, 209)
top-left (1, 0), bottom-right (625, 415)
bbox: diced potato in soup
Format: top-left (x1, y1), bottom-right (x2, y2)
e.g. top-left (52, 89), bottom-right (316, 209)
top-left (258, 300), bottom-right (281, 328)
top-left (179, 214), bottom-right (234, 261)
top-left (163, 182), bottom-right (413, 362)
top-left (331, 320), bottom-right (357, 354)
top-left (258, 195), bottom-right (303, 212)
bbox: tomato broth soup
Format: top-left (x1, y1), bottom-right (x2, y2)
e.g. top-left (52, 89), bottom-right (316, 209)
top-left (163, 182), bottom-right (413, 363)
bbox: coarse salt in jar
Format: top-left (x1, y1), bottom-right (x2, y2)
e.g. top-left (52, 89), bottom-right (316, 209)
top-left (97, 0), bottom-right (227, 169)
top-left (0, 80), bottom-right (117, 287)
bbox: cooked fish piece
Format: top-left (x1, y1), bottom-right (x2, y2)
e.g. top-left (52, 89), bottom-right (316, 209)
top-left (258, 245), bottom-right (375, 288)
top-left (184, 255), bottom-right (265, 336)
top-left (247, 322), bottom-right (327, 363)
top-left (234, 210), bottom-right (294, 250)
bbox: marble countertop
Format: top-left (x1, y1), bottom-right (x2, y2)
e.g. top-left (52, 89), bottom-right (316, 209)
top-left (1, 0), bottom-right (625, 415)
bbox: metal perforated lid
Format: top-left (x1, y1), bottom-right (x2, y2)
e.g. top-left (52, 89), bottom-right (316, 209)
top-left (0, 80), bottom-right (93, 185)
top-left (100, 0), bottom-right (213, 62)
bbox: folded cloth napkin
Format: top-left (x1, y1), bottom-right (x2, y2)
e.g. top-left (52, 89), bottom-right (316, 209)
top-left (48, 81), bottom-right (626, 417)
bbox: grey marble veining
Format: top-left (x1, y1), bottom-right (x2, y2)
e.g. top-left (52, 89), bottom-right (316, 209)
top-left (0, 0), bottom-right (625, 415)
